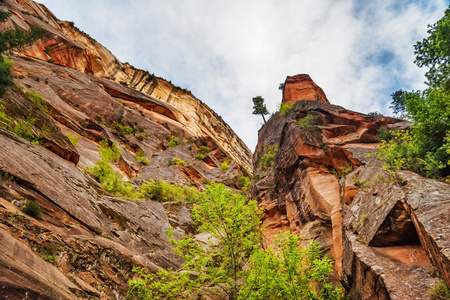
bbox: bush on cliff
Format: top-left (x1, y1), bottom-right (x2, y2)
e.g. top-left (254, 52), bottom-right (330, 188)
top-left (127, 183), bottom-right (344, 300)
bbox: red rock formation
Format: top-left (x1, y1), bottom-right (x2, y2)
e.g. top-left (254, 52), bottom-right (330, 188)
top-left (282, 74), bottom-right (329, 104)
top-left (253, 75), bottom-right (450, 299)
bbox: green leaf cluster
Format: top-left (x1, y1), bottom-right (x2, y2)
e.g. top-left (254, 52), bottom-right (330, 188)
top-left (0, 103), bottom-right (41, 143)
top-left (138, 179), bottom-right (197, 203)
top-left (135, 149), bottom-right (149, 165)
top-left (26, 90), bottom-right (49, 114)
top-left (279, 102), bottom-right (293, 115)
top-left (167, 136), bottom-right (179, 148)
top-left (20, 200), bottom-right (43, 220)
top-left (196, 146), bottom-right (210, 160)
top-left (65, 132), bottom-right (81, 147)
top-left (297, 115), bottom-right (316, 132)
top-left (168, 157), bottom-right (187, 166)
top-left (87, 140), bottom-right (135, 198)
top-left (221, 160), bottom-right (230, 172)
top-left (260, 144), bottom-right (279, 170)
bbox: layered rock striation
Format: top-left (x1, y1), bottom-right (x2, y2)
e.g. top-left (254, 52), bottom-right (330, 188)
top-left (1, 0), bottom-right (252, 171)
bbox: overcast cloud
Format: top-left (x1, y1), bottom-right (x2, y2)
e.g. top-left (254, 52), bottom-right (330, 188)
top-left (38, 0), bottom-right (449, 151)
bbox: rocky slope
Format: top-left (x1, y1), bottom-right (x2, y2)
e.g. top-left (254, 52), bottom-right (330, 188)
top-left (252, 74), bottom-right (449, 299)
top-left (4, 0), bottom-right (252, 171)
top-left (0, 0), bottom-right (252, 298)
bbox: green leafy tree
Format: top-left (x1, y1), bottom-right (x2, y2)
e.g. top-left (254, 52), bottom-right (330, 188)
top-left (414, 7), bottom-right (450, 91)
top-left (127, 183), bottom-right (343, 300)
top-left (387, 7), bottom-right (450, 178)
top-left (252, 96), bottom-right (269, 124)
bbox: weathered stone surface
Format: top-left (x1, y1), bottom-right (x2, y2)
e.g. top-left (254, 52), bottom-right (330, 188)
top-left (282, 74), bottom-right (329, 104)
top-left (0, 225), bottom-right (79, 299)
top-left (342, 165), bottom-right (450, 297)
top-left (252, 99), bottom-right (406, 277)
top-left (342, 232), bottom-right (438, 300)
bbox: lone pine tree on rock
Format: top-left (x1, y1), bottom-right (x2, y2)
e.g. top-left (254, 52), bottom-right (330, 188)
top-left (252, 95), bottom-right (269, 124)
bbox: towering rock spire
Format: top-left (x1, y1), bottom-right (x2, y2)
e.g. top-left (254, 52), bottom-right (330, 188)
top-left (282, 74), bottom-right (329, 104)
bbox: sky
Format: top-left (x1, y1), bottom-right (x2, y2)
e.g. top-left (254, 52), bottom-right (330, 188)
top-left (38, 0), bottom-right (449, 152)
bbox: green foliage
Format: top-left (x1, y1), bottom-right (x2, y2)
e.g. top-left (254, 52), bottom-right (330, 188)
top-left (166, 135), bottom-right (179, 148)
top-left (390, 89), bottom-right (408, 118)
top-left (414, 7), bottom-right (450, 91)
top-left (368, 111), bottom-right (383, 116)
top-left (114, 117), bottom-right (135, 135)
top-left (241, 233), bottom-right (344, 300)
top-left (26, 90), bottom-right (49, 114)
top-left (127, 184), bottom-right (342, 299)
top-left (297, 114), bottom-right (316, 131)
top-left (196, 146), bottom-right (210, 160)
top-left (0, 12), bottom-right (44, 97)
top-left (428, 279), bottom-right (450, 300)
top-left (20, 200), bottom-right (43, 220)
top-left (386, 9), bottom-right (450, 178)
top-left (252, 95), bottom-right (269, 124)
top-left (87, 140), bottom-right (135, 198)
top-left (195, 153), bottom-right (205, 160)
top-left (138, 179), bottom-right (197, 203)
top-left (169, 157), bottom-right (187, 166)
top-left (279, 102), bottom-right (293, 115)
top-left (237, 176), bottom-right (250, 189)
top-left (128, 183), bottom-right (263, 299)
top-left (221, 160), bottom-right (230, 172)
top-left (278, 82), bottom-right (285, 90)
top-left (0, 57), bottom-right (13, 97)
top-left (65, 132), bottom-right (80, 147)
top-left (135, 149), bottom-right (149, 165)
top-left (0, 104), bottom-right (41, 142)
top-left (378, 127), bottom-right (394, 142)
top-left (260, 144), bottom-right (279, 170)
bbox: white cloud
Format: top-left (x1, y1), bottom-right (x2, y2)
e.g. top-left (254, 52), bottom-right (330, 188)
top-left (38, 0), bottom-right (448, 151)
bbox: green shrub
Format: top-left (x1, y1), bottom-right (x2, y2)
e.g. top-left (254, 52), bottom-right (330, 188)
top-left (0, 57), bottom-right (13, 97)
top-left (378, 127), bottom-right (394, 142)
top-left (428, 279), bottom-right (450, 300)
top-left (98, 140), bottom-right (120, 162)
top-left (138, 179), bottom-right (197, 203)
top-left (87, 140), bottom-right (135, 199)
top-left (260, 145), bottom-right (279, 170)
top-left (167, 136), bottom-right (179, 148)
top-left (198, 146), bottom-right (210, 155)
top-left (221, 161), bottom-right (230, 172)
top-left (279, 102), bottom-right (293, 115)
top-left (195, 153), bottom-right (205, 160)
top-left (20, 200), bottom-right (43, 220)
top-left (169, 157), bottom-right (187, 166)
top-left (25, 90), bottom-right (49, 114)
top-left (237, 176), bottom-right (250, 188)
top-left (297, 114), bottom-right (316, 131)
top-left (136, 149), bottom-right (149, 165)
top-left (65, 132), bottom-right (81, 147)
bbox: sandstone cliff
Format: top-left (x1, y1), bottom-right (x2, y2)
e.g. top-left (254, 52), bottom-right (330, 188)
top-left (252, 74), bottom-right (449, 299)
top-left (4, 0), bottom-right (252, 171)
top-left (0, 1), bottom-right (252, 298)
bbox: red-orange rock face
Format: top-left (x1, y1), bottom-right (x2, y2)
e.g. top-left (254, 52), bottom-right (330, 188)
top-left (282, 74), bottom-right (330, 104)
top-left (253, 76), bottom-right (450, 299)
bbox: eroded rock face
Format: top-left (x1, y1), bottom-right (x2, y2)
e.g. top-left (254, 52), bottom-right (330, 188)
top-left (252, 98), bottom-right (406, 276)
top-left (342, 165), bottom-right (450, 299)
top-left (1, 0), bottom-right (252, 171)
top-left (251, 77), bottom-right (450, 299)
